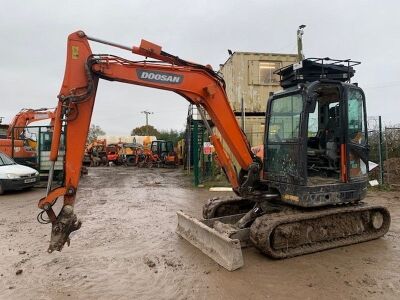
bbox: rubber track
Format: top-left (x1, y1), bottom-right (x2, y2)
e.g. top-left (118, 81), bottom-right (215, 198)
top-left (202, 197), bottom-right (254, 219)
top-left (250, 203), bottom-right (391, 259)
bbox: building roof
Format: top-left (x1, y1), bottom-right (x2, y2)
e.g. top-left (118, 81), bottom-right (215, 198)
top-left (220, 51), bottom-right (298, 68)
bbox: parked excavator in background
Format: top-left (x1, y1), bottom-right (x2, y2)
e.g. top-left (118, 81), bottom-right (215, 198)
top-left (136, 140), bottom-right (178, 168)
top-left (84, 137), bottom-right (159, 166)
top-left (0, 108), bottom-right (55, 167)
top-left (150, 140), bottom-right (178, 167)
top-left (37, 31), bottom-right (390, 272)
top-left (105, 144), bottom-right (121, 165)
top-left (83, 139), bottom-right (108, 167)
top-left (7, 108), bottom-right (56, 150)
top-left (0, 137), bottom-right (37, 167)
top-left (119, 142), bottom-right (142, 166)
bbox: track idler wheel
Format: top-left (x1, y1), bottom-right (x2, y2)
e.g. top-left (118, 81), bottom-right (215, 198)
top-left (202, 197), bottom-right (255, 219)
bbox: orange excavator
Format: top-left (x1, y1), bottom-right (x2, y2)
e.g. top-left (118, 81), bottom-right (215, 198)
top-left (151, 140), bottom-right (178, 167)
top-left (84, 139), bottom-right (108, 167)
top-left (38, 31), bottom-right (390, 271)
top-left (0, 108), bottom-right (55, 166)
top-left (138, 140), bottom-right (178, 168)
top-left (7, 108), bottom-right (56, 140)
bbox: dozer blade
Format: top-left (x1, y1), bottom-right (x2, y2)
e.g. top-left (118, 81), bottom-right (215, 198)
top-left (176, 211), bottom-right (247, 271)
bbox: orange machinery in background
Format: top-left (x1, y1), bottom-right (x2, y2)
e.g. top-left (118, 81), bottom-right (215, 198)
top-left (0, 108), bottom-right (55, 167)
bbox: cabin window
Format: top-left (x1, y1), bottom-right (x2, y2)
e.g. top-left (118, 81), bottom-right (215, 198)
top-left (259, 61), bottom-right (281, 84)
top-left (268, 94), bottom-right (302, 142)
top-left (348, 89), bottom-right (366, 145)
top-left (248, 60), bottom-right (281, 85)
top-left (266, 94), bottom-right (303, 178)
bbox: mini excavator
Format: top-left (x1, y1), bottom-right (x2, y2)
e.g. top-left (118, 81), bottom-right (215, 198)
top-left (7, 108), bottom-right (55, 140)
top-left (37, 31), bottom-right (390, 270)
top-left (0, 108), bottom-right (55, 166)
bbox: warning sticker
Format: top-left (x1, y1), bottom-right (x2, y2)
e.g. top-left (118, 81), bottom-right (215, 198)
top-left (72, 46), bottom-right (79, 59)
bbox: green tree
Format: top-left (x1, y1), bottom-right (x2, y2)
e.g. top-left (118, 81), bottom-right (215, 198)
top-left (87, 124), bottom-right (105, 143)
top-left (131, 125), bottom-right (160, 136)
top-left (158, 129), bottom-right (185, 144)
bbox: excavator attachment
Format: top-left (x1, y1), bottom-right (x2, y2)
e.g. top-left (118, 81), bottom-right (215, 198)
top-left (48, 205), bottom-right (82, 253)
top-left (176, 211), bottom-right (249, 271)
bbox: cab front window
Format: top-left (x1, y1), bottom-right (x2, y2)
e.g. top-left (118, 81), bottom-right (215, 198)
top-left (266, 94), bottom-right (303, 178)
top-left (348, 88), bottom-right (366, 145)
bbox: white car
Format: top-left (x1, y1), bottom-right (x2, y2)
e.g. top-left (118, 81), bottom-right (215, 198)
top-left (0, 152), bottom-right (39, 194)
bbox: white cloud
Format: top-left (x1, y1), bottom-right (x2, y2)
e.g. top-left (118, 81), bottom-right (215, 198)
top-left (1, 0), bottom-right (399, 133)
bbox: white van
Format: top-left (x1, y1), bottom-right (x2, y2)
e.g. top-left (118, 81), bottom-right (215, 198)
top-left (0, 151), bottom-right (39, 194)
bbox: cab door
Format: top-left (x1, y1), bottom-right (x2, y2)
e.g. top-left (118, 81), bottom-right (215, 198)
top-left (345, 87), bottom-right (369, 181)
top-left (264, 92), bottom-right (305, 185)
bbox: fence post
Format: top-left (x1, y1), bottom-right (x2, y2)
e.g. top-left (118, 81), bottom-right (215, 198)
top-left (187, 118), bottom-right (191, 175)
top-left (193, 121), bottom-right (199, 186)
top-left (378, 116), bottom-right (384, 185)
top-left (38, 127), bottom-right (42, 174)
top-left (11, 127), bottom-right (14, 158)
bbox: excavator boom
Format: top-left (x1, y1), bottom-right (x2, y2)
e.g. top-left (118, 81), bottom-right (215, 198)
top-left (38, 31), bottom-right (261, 253)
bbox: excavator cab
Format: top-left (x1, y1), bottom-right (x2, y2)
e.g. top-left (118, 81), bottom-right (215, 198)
top-left (264, 59), bottom-right (369, 207)
top-left (151, 140), bottom-right (177, 165)
top-left (151, 140), bottom-right (167, 158)
top-left (177, 59), bottom-right (388, 271)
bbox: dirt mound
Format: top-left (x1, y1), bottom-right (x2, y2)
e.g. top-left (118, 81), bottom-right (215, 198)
top-left (384, 158), bottom-right (400, 188)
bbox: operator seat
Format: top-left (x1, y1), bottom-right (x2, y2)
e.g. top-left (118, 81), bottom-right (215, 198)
top-left (325, 105), bottom-right (340, 166)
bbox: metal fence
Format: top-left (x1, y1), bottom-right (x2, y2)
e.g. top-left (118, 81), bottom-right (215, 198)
top-left (238, 118), bottom-right (400, 189)
top-left (383, 126), bottom-right (400, 188)
top-left (186, 109), bottom-right (400, 189)
top-left (368, 116), bottom-right (400, 189)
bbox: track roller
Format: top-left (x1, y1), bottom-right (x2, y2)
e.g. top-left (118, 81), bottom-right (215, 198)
top-left (250, 203), bottom-right (391, 259)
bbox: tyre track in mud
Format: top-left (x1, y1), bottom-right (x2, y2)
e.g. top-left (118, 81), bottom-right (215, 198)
top-left (0, 167), bottom-right (400, 299)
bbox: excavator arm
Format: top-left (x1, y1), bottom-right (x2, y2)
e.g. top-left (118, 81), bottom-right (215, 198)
top-left (38, 31), bottom-right (262, 252)
top-left (7, 108), bottom-right (55, 139)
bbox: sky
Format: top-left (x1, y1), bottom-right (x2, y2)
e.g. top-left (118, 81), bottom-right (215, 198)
top-left (1, 0), bottom-right (399, 135)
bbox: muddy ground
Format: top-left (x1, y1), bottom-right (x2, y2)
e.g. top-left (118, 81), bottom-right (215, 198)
top-left (0, 167), bottom-right (399, 300)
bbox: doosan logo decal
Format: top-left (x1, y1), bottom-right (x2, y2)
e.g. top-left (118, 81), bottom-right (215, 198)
top-left (137, 70), bottom-right (183, 84)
